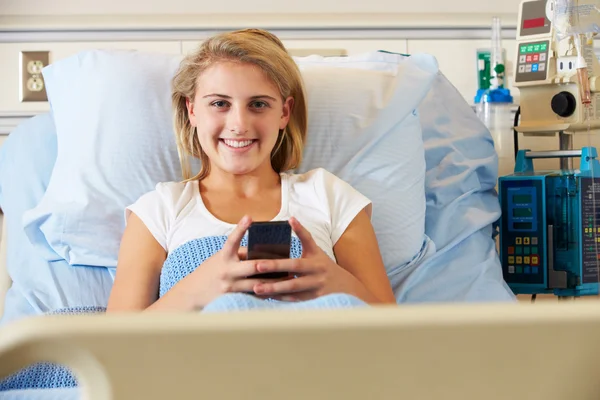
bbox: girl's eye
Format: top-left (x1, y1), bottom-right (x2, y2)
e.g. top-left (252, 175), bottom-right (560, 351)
top-left (251, 101), bottom-right (268, 109)
top-left (211, 100), bottom-right (229, 108)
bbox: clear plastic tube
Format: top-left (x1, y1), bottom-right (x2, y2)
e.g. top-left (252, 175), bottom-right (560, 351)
top-left (573, 33), bottom-right (592, 106)
top-left (490, 17), bottom-right (504, 90)
top-left (577, 67), bottom-right (592, 105)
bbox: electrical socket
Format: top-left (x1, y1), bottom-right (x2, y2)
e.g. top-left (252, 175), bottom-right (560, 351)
top-left (19, 51), bottom-right (50, 102)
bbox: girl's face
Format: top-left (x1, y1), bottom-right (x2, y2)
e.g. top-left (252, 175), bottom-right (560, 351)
top-left (187, 61), bottom-right (293, 177)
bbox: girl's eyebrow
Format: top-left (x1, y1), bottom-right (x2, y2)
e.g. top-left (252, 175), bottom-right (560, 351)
top-left (202, 93), bottom-right (277, 101)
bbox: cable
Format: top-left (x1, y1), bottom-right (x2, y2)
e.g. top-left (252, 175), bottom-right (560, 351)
top-left (531, 294), bottom-right (536, 303)
top-left (513, 106), bottom-right (521, 161)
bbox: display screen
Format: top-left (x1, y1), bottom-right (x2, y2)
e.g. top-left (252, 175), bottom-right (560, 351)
top-left (513, 208), bottom-right (533, 217)
top-left (523, 17), bottom-right (545, 29)
top-left (519, 1), bottom-right (551, 37)
top-left (514, 222), bottom-right (533, 230)
top-left (513, 194), bottom-right (532, 204)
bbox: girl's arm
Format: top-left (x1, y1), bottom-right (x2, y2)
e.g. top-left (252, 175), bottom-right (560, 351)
top-left (333, 209), bottom-right (397, 304)
top-left (107, 213), bottom-right (197, 312)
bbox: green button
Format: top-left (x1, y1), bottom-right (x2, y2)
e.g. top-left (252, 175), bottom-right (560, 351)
top-left (517, 266), bottom-right (523, 274)
top-left (520, 45), bottom-right (527, 53)
top-left (533, 44), bottom-right (541, 51)
top-left (527, 45), bottom-right (534, 52)
top-left (516, 247), bottom-right (523, 255)
top-left (524, 247), bottom-right (530, 255)
top-left (532, 246), bottom-right (538, 254)
top-left (540, 43), bottom-right (547, 51)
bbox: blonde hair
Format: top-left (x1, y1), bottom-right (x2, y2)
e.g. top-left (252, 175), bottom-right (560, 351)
top-left (171, 29), bottom-right (308, 181)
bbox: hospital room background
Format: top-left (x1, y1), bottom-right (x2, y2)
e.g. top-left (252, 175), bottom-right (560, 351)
top-left (3, 0), bottom-right (600, 302)
top-left (2, 0), bottom-right (600, 398)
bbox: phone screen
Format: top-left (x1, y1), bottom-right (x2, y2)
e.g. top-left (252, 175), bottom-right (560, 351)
top-left (247, 221), bottom-right (291, 279)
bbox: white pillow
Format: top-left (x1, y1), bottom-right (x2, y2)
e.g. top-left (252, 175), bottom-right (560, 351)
top-left (296, 54), bottom-right (438, 271)
top-left (23, 49), bottom-right (437, 272)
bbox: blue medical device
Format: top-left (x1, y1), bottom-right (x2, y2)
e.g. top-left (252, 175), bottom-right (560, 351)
top-left (499, 147), bottom-right (600, 297)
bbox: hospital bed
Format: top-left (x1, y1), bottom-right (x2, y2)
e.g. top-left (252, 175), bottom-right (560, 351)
top-left (0, 47), bottom-right (551, 398)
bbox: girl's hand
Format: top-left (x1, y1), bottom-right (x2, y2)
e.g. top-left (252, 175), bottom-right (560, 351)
top-left (251, 217), bottom-right (373, 302)
top-left (178, 215), bottom-right (287, 308)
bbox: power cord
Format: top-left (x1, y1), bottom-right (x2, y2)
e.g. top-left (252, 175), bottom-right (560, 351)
top-left (513, 106), bottom-right (521, 161)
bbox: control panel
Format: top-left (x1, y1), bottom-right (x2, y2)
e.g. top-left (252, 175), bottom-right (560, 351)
top-left (515, 0), bottom-right (551, 84)
top-left (501, 181), bottom-right (545, 285)
top-left (515, 40), bottom-right (550, 83)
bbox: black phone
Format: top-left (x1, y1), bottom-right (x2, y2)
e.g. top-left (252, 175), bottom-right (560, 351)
top-left (246, 221), bottom-right (291, 279)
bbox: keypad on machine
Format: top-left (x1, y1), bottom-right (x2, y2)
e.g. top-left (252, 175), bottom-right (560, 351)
top-left (517, 43), bottom-right (547, 74)
top-left (507, 236), bottom-right (539, 274)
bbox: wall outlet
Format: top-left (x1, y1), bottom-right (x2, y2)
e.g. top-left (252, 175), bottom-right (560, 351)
top-left (19, 51), bottom-right (50, 102)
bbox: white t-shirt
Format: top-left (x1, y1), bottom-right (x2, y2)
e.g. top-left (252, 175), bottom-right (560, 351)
top-left (126, 168), bottom-right (371, 262)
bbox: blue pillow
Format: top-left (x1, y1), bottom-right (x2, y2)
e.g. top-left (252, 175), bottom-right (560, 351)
top-left (0, 114), bottom-right (57, 282)
top-left (418, 71), bottom-right (500, 251)
top-left (0, 113), bottom-right (113, 325)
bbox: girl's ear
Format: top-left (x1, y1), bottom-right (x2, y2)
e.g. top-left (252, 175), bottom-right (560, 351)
top-left (186, 97), bottom-right (197, 127)
top-left (279, 96), bottom-right (294, 130)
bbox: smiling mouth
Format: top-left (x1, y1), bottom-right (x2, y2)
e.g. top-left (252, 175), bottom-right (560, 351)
top-left (219, 139), bottom-right (257, 149)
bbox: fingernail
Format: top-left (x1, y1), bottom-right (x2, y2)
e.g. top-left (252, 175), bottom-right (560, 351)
top-left (254, 284), bottom-right (264, 294)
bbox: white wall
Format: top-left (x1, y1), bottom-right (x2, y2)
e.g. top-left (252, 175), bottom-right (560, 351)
top-left (1, 0), bottom-right (523, 16)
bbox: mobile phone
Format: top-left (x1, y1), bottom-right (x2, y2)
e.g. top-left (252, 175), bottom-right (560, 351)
top-left (247, 221), bottom-right (291, 279)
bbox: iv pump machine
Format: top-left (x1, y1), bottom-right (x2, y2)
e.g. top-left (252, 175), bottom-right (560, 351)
top-left (499, 149), bottom-right (600, 298)
top-left (499, 0), bottom-right (600, 298)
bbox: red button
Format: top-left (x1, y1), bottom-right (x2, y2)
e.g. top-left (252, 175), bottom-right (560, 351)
top-left (526, 55), bottom-right (533, 62)
top-left (533, 54), bottom-right (539, 62)
top-left (508, 247), bottom-right (515, 255)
